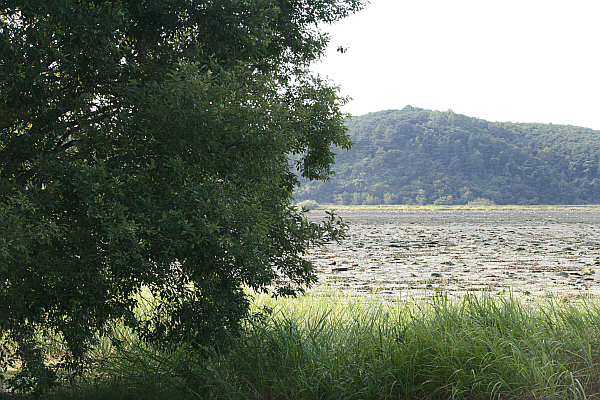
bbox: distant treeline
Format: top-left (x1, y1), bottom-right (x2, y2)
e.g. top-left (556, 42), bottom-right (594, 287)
top-left (294, 106), bottom-right (600, 205)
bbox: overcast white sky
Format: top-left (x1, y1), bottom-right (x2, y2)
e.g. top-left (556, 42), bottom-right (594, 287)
top-left (312, 0), bottom-right (600, 130)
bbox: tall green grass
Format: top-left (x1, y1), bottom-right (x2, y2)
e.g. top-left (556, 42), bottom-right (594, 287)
top-left (223, 293), bottom-right (600, 399)
top-left (43, 292), bottom-right (600, 400)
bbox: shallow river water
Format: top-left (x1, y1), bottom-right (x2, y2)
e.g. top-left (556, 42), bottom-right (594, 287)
top-left (305, 210), bottom-right (600, 300)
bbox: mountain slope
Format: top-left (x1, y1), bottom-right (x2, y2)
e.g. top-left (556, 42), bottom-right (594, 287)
top-left (295, 106), bottom-right (600, 205)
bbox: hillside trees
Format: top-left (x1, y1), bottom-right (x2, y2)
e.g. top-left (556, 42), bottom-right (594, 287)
top-left (0, 0), bottom-right (361, 392)
top-left (296, 107), bottom-right (600, 205)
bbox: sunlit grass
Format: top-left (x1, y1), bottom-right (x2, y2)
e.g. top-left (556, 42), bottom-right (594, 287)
top-left (34, 291), bottom-right (600, 400)
top-left (226, 292), bottom-right (600, 399)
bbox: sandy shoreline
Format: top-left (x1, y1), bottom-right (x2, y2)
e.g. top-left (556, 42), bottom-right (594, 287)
top-left (305, 209), bottom-right (600, 300)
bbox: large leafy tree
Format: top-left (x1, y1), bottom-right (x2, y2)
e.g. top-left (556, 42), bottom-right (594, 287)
top-left (0, 0), bottom-right (361, 391)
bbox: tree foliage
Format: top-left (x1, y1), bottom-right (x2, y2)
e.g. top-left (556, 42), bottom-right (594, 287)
top-left (0, 0), bottom-right (362, 392)
top-left (296, 106), bottom-right (600, 205)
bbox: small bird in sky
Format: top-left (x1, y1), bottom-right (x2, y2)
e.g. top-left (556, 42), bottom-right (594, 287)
top-left (337, 45), bottom-right (348, 54)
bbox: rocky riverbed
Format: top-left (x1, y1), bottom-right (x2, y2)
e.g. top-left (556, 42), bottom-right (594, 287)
top-left (305, 209), bottom-right (600, 300)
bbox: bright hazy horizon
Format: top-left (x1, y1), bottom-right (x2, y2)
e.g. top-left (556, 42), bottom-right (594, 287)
top-left (312, 0), bottom-right (600, 130)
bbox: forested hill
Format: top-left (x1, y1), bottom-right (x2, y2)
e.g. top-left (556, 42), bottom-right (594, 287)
top-left (294, 106), bottom-right (600, 205)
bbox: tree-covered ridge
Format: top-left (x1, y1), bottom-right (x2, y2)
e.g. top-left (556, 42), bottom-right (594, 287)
top-left (295, 106), bottom-right (600, 205)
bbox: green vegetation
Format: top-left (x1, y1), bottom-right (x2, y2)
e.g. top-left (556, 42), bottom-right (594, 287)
top-left (5, 1), bottom-right (600, 397)
top-left (20, 292), bottom-right (600, 400)
top-left (295, 107), bottom-right (600, 205)
top-left (0, 0), bottom-right (361, 393)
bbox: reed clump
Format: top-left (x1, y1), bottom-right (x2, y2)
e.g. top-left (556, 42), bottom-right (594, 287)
top-left (41, 292), bottom-right (600, 399)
